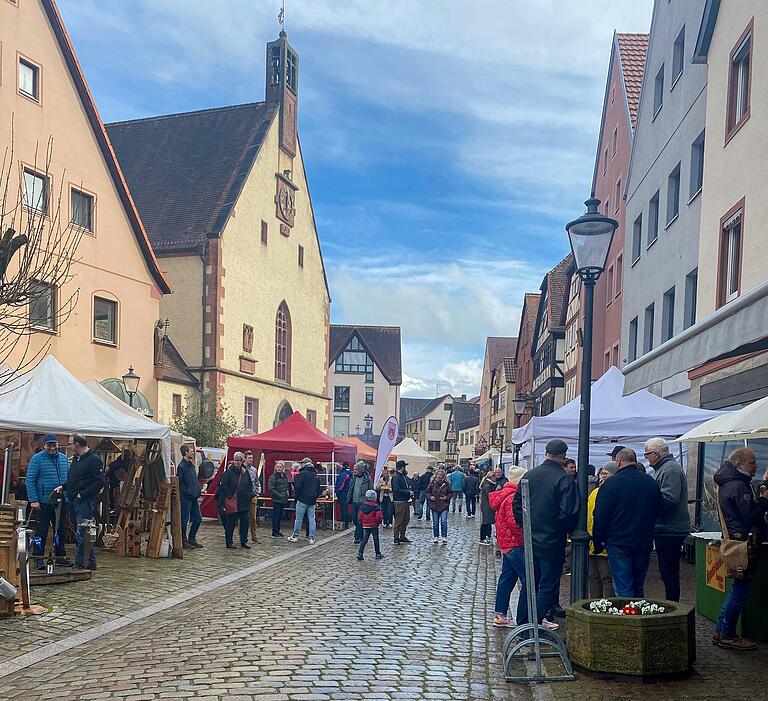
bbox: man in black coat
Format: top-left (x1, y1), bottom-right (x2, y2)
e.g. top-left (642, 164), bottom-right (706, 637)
top-left (593, 448), bottom-right (663, 598)
top-left (513, 439), bottom-right (578, 626)
top-left (287, 458), bottom-right (324, 545)
top-left (416, 465), bottom-right (435, 520)
top-left (463, 468), bottom-right (480, 518)
top-left (178, 444), bottom-right (203, 549)
top-left (391, 460), bottom-right (413, 544)
top-left (712, 448), bottom-right (768, 650)
top-left (65, 434), bottom-right (105, 570)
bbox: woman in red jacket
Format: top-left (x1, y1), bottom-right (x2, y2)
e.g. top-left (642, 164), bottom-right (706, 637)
top-left (489, 467), bottom-right (527, 627)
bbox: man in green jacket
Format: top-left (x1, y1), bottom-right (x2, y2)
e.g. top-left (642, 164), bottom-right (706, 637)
top-left (348, 460), bottom-right (372, 544)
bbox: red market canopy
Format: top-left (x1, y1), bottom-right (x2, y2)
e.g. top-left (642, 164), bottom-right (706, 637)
top-left (228, 412), bottom-right (356, 462)
top-left (201, 412), bottom-right (355, 518)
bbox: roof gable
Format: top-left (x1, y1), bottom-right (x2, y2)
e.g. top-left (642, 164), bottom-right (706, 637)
top-left (400, 397), bottom-right (432, 425)
top-left (515, 293), bottom-right (541, 362)
top-left (532, 255), bottom-right (573, 353)
top-left (408, 394), bottom-right (452, 422)
top-left (161, 338), bottom-right (199, 387)
top-left (329, 325), bottom-right (402, 385)
top-left (38, 0), bottom-right (170, 293)
top-left (485, 337), bottom-right (517, 372)
top-left (106, 102), bottom-right (277, 253)
top-left (453, 401), bottom-right (480, 431)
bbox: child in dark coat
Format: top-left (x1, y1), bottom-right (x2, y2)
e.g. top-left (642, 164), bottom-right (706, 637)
top-left (357, 490), bottom-right (384, 561)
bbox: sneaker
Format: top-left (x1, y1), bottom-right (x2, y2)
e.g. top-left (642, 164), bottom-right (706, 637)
top-left (183, 541), bottom-right (192, 550)
top-left (189, 540), bottom-right (204, 549)
top-left (226, 544), bottom-right (237, 549)
top-left (433, 537), bottom-right (439, 544)
top-left (416, 515), bottom-right (422, 520)
top-left (719, 636), bottom-right (757, 650)
top-left (56, 558), bottom-right (74, 567)
top-left (393, 540), bottom-right (401, 545)
top-left (399, 537), bottom-right (412, 544)
top-left (493, 614), bottom-right (516, 628)
top-left (442, 537), bottom-right (448, 544)
top-left (286, 535), bottom-right (298, 543)
top-left (308, 538), bottom-right (316, 545)
top-left (356, 553), bottom-right (364, 561)
top-left (240, 543), bottom-right (251, 549)
top-left (479, 539), bottom-right (491, 546)
top-left (465, 515), bottom-right (472, 519)
top-left (375, 553), bottom-right (384, 560)
top-left (541, 620), bottom-right (560, 631)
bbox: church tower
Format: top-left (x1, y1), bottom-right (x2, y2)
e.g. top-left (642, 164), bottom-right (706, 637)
top-left (265, 30), bottom-right (298, 158)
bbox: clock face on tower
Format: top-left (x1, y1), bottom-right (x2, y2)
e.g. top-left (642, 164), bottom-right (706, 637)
top-left (277, 184), bottom-right (295, 226)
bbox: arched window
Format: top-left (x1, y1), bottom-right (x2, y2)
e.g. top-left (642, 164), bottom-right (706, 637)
top-left (275, 301), bottom-right (291, 383)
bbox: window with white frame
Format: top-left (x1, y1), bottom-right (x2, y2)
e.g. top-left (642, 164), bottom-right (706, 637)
top-left (19, 58), bottom-right (39, 100)
top-left (23, 168), bottom-right (48, 214)
top-left (719, 209), bottom-right (742, 306)
top-left (71, 188), bottom-right (94, 231)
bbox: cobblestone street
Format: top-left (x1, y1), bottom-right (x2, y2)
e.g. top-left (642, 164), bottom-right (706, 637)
top-left (0, 515), bottom-right (766, 700)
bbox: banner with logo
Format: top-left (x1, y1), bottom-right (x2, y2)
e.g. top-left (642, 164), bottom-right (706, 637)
top-left (373, 416), bottom-right (399, 486)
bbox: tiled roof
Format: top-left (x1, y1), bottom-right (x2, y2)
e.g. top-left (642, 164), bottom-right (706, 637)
top-left (400, 398), bottom-right (432, 425)
top-left (106, 102), bottom-right (277, 252)
top-left (486, 337), bottom-right (517, 371)
top-left (515, 293), bottom-right (541, 364)
top-left (453, 401), bottom-right (480, 431)
top-left (408, 394), bottom-right (452, 422)
top-left (161, 338), bottom-right (199, 386)
top-left (617, 33), bottom-right (649, 130)
top-left (329, 325), bottom-right (402, 385)
top-left (544, 254), bottom-right (574, 330)
top-left (503, 357), bottom-right (516, 383)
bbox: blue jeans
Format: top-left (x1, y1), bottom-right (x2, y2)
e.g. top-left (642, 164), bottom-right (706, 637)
top-left (432, 509), bottom-right (448, 537)
top-left (71, 498), bottom-right (96, 568)
top-left (716, 578), bottom-right (753, 638)
top-left (351, 502), bottom-right (363, 541)
top-left (606, 545), bottom-right (651, 597)
top-left (292, 501), bottom-right (316, 539)
top-left (417, 491), bottom-right (431, 519)
top-left (180, 497), bottom-right (202, 542)
top-left (517, 556), bottom-right (563, 625)
top-left (495, 545), bottom-right (526, 618)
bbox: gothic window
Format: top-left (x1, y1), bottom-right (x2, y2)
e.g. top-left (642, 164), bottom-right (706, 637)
top-left (275, 301), bottom-right (291, 383)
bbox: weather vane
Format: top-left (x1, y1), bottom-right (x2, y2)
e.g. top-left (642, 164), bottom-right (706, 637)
top-left (278, 0), bottom-right (285, 32)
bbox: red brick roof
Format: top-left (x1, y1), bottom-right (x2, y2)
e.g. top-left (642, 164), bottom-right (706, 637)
top-left (617, 33), bottom-right (649, 130)
top-left (486, 337), bottom-right (517, 372)
top-left (544, 254), bottom-right (574, 330)
top-left (503, 357), bottom-right (516, 383)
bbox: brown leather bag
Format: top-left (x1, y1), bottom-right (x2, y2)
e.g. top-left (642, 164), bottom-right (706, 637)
top-left (716, 486), bottom-right (756, 579)
top-left (224, 474), bottom-right (242, 515)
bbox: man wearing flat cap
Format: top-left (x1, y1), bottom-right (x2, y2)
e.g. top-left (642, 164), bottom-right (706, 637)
top-left (513, 439), bottom-right (579, 628)
top-left (391, 460), bottom-right (413, 544)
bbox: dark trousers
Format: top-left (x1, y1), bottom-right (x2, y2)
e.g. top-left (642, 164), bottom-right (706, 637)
top-left (181, 497), bottom-right (202, 542)
top-left (607, 545), bottom-right (652, 598)
top-left (225, 511), bottom-right (249, 546)
top-left (359, 527), bottom-right (381, 557)
top-left (517, 556), bottom-right (564, 625)
top-left (271, 502), bottom-right (286, 535)
top-left (480, 523), bottom-right (492, 541)
top-left (654, 535), bottom-right (685, 601)
top-left (71, 498), bottom-right (96, 568)
top-left (716, 577), bottom-right (752, 638)
top-left (466, 494), bottom-right (477, 516)
top-left (495, 545), bottom-right (526, 619)
top-left (351, 502), bottom-right (363, 541)
top-left (340, 493), bottom-right (351, 526)
top-left (33, 502), bottom-right (67, 562)
top-left (394, 501), bottom-right (410, 541)
top-left (381, 498), bottom-right (394, 526)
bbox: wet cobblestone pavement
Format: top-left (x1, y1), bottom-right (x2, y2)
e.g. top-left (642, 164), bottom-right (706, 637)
top-left (0, 515), bottom-right (765, 700)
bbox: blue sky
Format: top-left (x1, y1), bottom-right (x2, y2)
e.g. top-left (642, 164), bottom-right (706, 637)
top-left (59, 0), bottom-right (652, 398)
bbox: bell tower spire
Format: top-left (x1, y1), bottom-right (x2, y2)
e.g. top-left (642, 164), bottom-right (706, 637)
top-left (265, 25), bottom-right (298, 157)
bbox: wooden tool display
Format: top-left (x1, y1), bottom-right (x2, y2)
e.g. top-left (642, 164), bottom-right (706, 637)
top-left (169, 476), bottom-right (183, 559)
top-left (0, 506), bottom-right (18, 618)
top-left (145, 483), bottom-right (171, 559)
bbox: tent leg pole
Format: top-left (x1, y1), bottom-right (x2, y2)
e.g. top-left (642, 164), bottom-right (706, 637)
top-left (331, 451), bottom-right (335, 532)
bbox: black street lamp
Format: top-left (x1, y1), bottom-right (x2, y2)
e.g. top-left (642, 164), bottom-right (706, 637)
top-left (511, 395), bottom-right (528, 465)
top-left (565, 196), bottom-right (618, 603)
top-left (364, 414), bottom-right (373, 435)
top-left (122, 366), bottom-right (141, 409)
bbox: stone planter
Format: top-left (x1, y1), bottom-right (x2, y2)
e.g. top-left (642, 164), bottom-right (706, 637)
top-left (566, 598), bottom-right (696, 676)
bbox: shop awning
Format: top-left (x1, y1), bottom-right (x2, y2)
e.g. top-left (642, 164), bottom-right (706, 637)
top-left (623, 280), bottom-right (768, 394)
top-left (679, 393), bottom-right (768, 442)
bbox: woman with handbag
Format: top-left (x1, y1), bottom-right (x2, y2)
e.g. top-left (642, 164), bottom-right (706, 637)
top-left (713, 448), bottom-right (768, 651)
top-left (219, 452), bottom-right (255, 550)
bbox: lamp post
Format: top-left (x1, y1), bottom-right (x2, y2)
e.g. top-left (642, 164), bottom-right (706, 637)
top-left (364, 414), bottom-right (373, 435)
top-left (122, 366), bottom-right (141, 409)
top-left (511, 395), bottom-right (528, 465)
top-left (565, 196), bottom-right (618, 603)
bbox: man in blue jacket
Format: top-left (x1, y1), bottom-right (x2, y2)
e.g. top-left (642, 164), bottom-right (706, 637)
top-left (448, 467), bottom-right (466, 513)
top-left (27, 433), bottom-right (72, 569)
top-left (178, 444), bottom-right (203, 549)
top-left (334, 462), bottom-right (353, 529)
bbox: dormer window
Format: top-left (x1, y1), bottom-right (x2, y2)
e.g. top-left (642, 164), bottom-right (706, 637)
top-left (335, 335), bottom-right (374, 382)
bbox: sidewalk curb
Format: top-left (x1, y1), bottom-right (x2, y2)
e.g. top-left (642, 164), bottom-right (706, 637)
top-left (0, 528), bottom-right (352, 679)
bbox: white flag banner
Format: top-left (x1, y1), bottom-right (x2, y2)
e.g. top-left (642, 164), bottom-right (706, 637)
top-left (373, 416), bottom-right (399, 486)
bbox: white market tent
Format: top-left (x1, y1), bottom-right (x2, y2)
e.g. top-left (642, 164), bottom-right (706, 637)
top-left (512, 366), bottom-right (727, 465)
top-left (392, 437), bottom-right (437, 472)
top-left (474, 447), bottom-right (515, 470)
top-left (0, 356), bottom-right (172, 473)
top-left (679, 394), bottom-right (768, 443)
